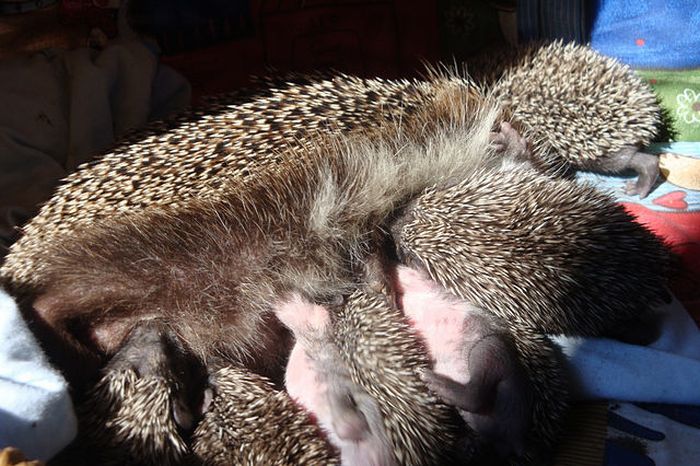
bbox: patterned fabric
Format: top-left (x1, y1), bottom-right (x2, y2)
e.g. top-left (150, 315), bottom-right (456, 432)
top-left (572, 143), bottom-right (700, 466)
top-left (578, 143), bottom-right (700, 322)
top-left (637, 70), bottom-right (700, 142)
top-left (604, 403), bottom-right (700, 466)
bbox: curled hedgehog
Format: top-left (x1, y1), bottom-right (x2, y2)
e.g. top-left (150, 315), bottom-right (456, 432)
top-left (470, 40), bottom-right (662, 197)
top-left (1, 42), bottom-right (671, 464)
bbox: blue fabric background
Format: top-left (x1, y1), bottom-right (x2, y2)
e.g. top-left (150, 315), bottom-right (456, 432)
top-left (590, 0), bottom-right (700, 69)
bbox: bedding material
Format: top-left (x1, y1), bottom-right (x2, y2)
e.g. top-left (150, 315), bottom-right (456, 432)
top-left (0, 288), bottom-right (76, 462)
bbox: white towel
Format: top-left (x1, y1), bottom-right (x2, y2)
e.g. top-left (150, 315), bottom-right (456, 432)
top-left (0, 288), bottom-right (77, 462)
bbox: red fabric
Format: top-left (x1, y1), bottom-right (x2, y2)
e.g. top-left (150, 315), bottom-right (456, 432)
top-left (623, 202), bottom-right (700, 326)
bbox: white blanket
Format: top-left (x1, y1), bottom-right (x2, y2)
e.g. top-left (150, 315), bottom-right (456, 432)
top-left (0, 288), bottom-right (76, 462)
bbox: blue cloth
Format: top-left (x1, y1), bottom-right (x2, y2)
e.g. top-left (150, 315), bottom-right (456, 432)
top-left (590, 0), bottom-right (700, 69)
top-left (0, 288), bottom-right (77, 461)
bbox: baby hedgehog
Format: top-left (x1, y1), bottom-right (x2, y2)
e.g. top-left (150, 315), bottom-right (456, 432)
top-left (390, 164), bottom-right (672, 339)
top-left (475, 41), bottom-right (662, 197)
top-left (190, 366), bottom-right (339, 466)
top-left (64, 321), bottom-right (197, 466)
top-left (276, 288), bottom-right (469, 466)
top-left (279, 268), bottom-right (566, 465)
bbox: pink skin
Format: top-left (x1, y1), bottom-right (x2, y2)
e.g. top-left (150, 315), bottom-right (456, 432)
top-left (393, 265), bottom-right (474, 385)
top-left (278, 265), bottom-right (531, 463)
top-left (275, 296), bottom-right (396, 466)
top-left (275, 296), bottom-right (334, 430)
top-left (394, 266), bottom-right (531, 457)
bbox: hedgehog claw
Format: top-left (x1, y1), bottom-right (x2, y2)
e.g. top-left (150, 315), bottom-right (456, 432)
top-left (624, 157), bottom-right (658, 199)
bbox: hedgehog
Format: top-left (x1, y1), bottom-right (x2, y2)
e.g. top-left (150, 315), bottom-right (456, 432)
top-left (1, 43), bottom-right (663, 291)
top-left (277, 274), bottom-right (566, 466)
top-left (190, 366), bottom-right (339, 466)
top-left (17, 97), bottom-right (505, 464)
top-left (389, 164), bottom-right (672, 339)
top-left (276, 288), bottom-right (470, 466)
top-left (470, 41), bottom-right (662, 197)
top-left (0, 42), bottom-right (670, 464)
top-left (0, 72), bottom-right (485, 291)
top-left (390, 265), bottom-right (567, 465)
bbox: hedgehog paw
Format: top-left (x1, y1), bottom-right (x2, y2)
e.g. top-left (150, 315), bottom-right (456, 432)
top-left (421, 329), bottom-right (532, 460)
top-left (490, 121), bottom-right (531, 161)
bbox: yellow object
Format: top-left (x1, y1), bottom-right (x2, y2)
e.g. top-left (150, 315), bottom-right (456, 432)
top-left (0, 448), bottom-right (44, 466)
top-left (659, 152), bottom-right (700, 190)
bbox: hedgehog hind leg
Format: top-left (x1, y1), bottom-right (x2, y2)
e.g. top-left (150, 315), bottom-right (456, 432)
top-left (421, 333), bottom-right (532, 459)
top-left (623, 149), bottom-right (660, 199)
top-left (105, 320), bottom-right (208, 430)
top-left (584, 145), bottom-right (660, 198)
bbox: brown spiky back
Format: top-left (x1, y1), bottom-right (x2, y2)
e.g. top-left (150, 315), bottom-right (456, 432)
top-left (490, 41), bottom-right (660, 166)
top-left (333, 289), bottom-right (470, 465)
top-left (191, 366), bottom-right (339, 466)
top-left (1, 73), bottom-right (486, 290)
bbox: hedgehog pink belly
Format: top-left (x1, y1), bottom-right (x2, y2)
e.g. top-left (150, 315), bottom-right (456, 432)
top-left (395, 265), bottom-right (483, 384)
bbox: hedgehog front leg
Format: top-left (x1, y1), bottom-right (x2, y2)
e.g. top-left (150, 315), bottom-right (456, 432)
top-left (73, 320), bottom-right (205, 465)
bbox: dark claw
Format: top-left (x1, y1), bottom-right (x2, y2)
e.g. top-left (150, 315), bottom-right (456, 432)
top-left (106, 320), bottom-right (206, 432)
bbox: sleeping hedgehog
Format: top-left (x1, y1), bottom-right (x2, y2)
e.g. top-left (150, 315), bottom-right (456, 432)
top-left (1, 42), bottom-right (671, 464)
